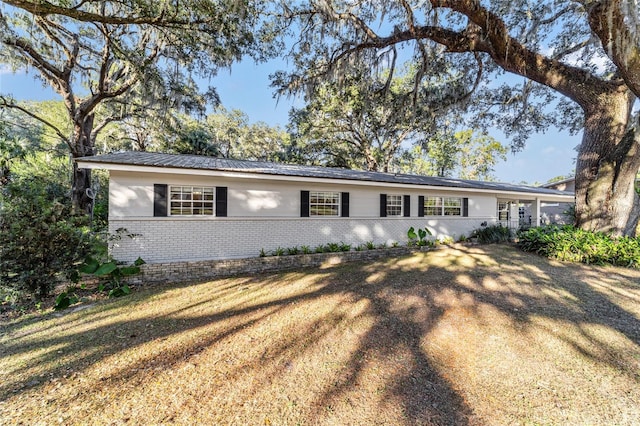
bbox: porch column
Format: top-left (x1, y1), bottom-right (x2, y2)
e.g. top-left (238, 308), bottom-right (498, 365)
top-left (532, 197), bottom-right (540, 227)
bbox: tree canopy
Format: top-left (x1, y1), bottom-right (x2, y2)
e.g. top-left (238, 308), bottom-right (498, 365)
top-left (275, 0), bottom-right (640, 236)
top-left (0, 0), bottom-right (270, 212)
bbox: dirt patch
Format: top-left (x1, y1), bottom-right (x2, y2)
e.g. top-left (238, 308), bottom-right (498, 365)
top-left (1, 244), bottom-right (639, 425)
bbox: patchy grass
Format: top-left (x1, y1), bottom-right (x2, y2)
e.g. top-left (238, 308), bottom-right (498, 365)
top-left (1, 244), bottom-right (640, 425)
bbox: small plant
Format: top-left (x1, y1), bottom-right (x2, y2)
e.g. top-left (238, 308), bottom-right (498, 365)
top-left (259, 248), bottom-right (267, 257)
top-left (378, 242), bottom-right (388, 249)
top-left (365, 241), bottom-right (376, 250)
top-left (354, 244), bottom-right (364, 251)
top-left (53, 286), bottom-right (80, 311)
top-left (286, 246), bottom-right (300, 255)
top-left (339, 242), bottom-right (351, 252)
top-left (78, 256), bottom-right (145, 298)
top-left (300, 245), bottom-right (312, 254)
top-left (458, 234), bottom-right (468, 243)
top-left (408, 226), bottom-right (433, 246)
top-left (272, 247), bottom-right (285, 256)
top-left (315, 245), bottom-right (326, 253)
top-left (440, 236), bottom-right (455, 245)
top-left (326, 242), bottom-right (341, 252)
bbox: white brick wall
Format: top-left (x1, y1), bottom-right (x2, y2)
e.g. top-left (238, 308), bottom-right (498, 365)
top-left (109, 216), bottom-right (497, 263)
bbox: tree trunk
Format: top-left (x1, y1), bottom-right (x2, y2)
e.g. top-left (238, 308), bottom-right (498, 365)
top-left (71, 113), bottom-right (95, 215)
top-left (575, 90), bottom-right (640, 236)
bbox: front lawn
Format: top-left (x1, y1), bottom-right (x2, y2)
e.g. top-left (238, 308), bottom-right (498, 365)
top-left (1, 244), bottom-right (639, 425)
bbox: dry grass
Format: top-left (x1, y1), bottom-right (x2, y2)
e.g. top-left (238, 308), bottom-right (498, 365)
top-left (1, 244), bottom-right (640, 425)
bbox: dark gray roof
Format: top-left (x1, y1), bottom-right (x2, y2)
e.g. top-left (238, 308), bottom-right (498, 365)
top-left (78, 151), bottom-right (574, 197)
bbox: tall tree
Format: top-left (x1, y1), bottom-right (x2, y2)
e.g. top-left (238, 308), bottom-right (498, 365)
top-left (277, 0), bottom-right (640, 236)
top-left (286, 66), bottom-right (468, 172)
top-left (400, 130), bottom-right (507, 179)
top-left (0, 0), bottom-right (264, 213)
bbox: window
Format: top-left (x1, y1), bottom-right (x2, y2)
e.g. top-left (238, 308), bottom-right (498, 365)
top-left (386, 195), bottom-right (403, 216)
top-left (423, 196), bottom-right (443, 216)
top-left (310, 191), bottom-right (340, 216)
top-left (423, 196), bottom-right (463, 216)
top-left (498, 202), bottom-right (509, 221)
top-left (443, 197), bottom-right (462, 216)
top-left (170, 186), bottom-right (215, 216)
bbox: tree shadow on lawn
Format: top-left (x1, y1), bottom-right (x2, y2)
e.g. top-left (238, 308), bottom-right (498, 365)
top-left (2, 244), bottom-right (640, 424)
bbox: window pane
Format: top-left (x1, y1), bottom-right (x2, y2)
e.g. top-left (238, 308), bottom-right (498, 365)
top-left (169, 186), bottom-right (216, 216)
top-left (309, 191), bottom-right (340, 216)
top-left (386, 195), bottom-right (402, 216)
top-left (423, 196), bottom-right (442, 215)
top-left (443, 197), bottom-right (461, 216)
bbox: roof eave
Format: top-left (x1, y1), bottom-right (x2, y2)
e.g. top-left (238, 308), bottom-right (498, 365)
top-left (77, 159), bottom-right (575, 201)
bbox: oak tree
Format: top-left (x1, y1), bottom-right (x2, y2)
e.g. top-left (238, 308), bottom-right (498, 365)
top-left (277, 0), bottom-right (640, 236)
top-left (0, 0), bottom-right (264, 213)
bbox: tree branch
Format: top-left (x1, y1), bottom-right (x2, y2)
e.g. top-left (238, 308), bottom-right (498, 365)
top-left (0, 96), bottom-right (70, 147)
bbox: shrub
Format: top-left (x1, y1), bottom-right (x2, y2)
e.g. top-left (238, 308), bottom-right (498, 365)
top-left (471, 224), bottom-right (512, 244)
top-left (0, 177), bottom-right (96, 299)
top-left (517, 225), bottom-right (640, 268)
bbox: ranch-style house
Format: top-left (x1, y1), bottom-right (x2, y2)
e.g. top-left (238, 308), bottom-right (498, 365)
top-left (77, 152), bottom-right (575, 263)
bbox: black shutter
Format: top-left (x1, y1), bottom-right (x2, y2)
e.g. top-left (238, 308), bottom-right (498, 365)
top-left (341, 192), bottom-right (350, 217)
top-left (380, 194), bottom-right (387, 217)
top-left (403, 195), bottom-right (411, 217)
top-left (301, 190), bottom-right (310, 217)
top-left (418, 195), bottom-right (425, 217)
top-left (216, 187), bottom-right (228, 217)
top-left (463, 197), bottom-right (469, 217)
top-left (153, 184), bottom-right (168, 217)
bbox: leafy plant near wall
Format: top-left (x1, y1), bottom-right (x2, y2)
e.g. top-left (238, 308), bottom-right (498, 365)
top-left (80, 257), bottom-right (146, 298)
top-left (471, 225), bottom-right (512, 244)
top-left (517, 225), bottom-right (640, 268)
top-left (407, 227), bottom-right (433, 247)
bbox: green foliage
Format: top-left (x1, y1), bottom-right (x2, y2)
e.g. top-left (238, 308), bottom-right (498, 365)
top-left (407, 226), bottom-right (433, 246)
top-left (272, 247), bottom-right (285, 256)
top-left (286, 246), bottom-right (299, 255)
top-left (300, 245), bottom-right (312, 254)
top-left (259, 248), bottom-right (267, 257)
top-left (339, 242), bottom-right (352, 252)
top-left (399, 130), bottom-right (508, 180)
top-left (286, 66), bottom-right (443, 172)
top-left (471, 225), bottom-right (512, 244)
top-left (0, 175), bottom-right (95, 299)
top-left (326, 242), bottom-right (341, 253)
top-left (53, 290), bottom-right (80, 311)
top-left (517, 226), bottom-right (640, 268)
top-left (365, 241), bottom-right (376, 250)
top-left (78, 256), bottom-right (145, 298)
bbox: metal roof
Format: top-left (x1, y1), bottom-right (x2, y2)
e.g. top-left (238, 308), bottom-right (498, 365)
top-left (77, 151), bottom-right (574, 197)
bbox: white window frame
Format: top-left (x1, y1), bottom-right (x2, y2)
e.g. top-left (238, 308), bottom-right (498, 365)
top-left (423, 196), bottom-right (462, 216)
top-left (423, 196), bottom-right (443, 216)
top-left (386, 194), bottom-right (403, 216)
top-left (310, 191), bottom-right (340, 217)
top-left (169, 186), bottom-right (215, 216)
top-left (443, 197), bottom-right (462, 216)
top-left (498, 202), bottom-right (509, 221)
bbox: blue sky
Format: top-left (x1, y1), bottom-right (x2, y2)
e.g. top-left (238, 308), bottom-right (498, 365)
top-left (0, 58), bottom-right (579, 185)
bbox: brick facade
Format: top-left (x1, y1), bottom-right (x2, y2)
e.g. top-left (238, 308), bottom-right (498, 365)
top-left (110, 217), bottom-right (494, 263)
top-left (130, 246), bottom-right (426, 285)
